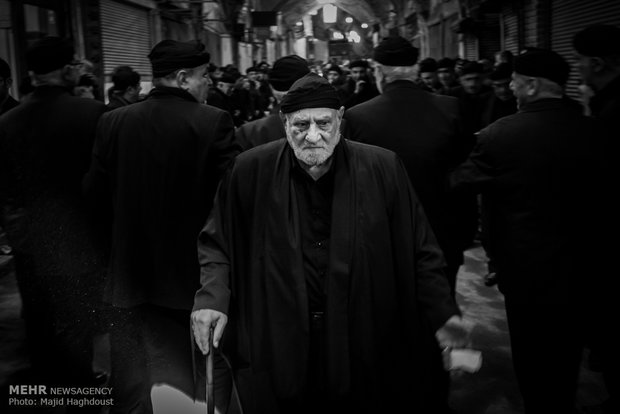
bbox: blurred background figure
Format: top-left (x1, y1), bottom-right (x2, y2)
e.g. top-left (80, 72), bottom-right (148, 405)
top-left (418, 57), bottom-right (442, 93)
top-left (436, 57), bottom-right (459, 95)
top-left (494, 50), bottom-right (515, 68)
top-left (107, 65), bottom-right (141, 110)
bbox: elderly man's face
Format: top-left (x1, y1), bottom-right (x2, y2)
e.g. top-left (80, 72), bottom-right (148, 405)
top-left (185, 64), bottom-right (211, 103)
top-left (285, 107), bottom-right (344, 167)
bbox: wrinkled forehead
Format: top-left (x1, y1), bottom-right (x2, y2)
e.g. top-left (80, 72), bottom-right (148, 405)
top-left (287, 107), bottom-right (339, 122)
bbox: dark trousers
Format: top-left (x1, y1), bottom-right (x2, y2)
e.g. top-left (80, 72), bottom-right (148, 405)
top-left (504, 297), bottom-right (584, 414)
top-left (109, 305), bottom-right (196, 414)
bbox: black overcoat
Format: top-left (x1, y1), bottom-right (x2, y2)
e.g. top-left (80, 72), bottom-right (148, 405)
top-left (344, 80), bottom-right (477, 277)
top-left (84, 86), bottom-right (240, 310)
top-left (193, 139), bottom-right (459, 413)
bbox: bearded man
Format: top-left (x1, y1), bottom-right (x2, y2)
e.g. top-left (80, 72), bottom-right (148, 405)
top-left (191, 72), bottom-right (472, 414)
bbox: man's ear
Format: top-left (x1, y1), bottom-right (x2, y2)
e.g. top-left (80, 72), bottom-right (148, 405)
top-left (337, 106), bottom-right (345, 119)
top-left (279, 110), bottom-right (287, 125)
top-left (176, 69), bottom-right (189, 89)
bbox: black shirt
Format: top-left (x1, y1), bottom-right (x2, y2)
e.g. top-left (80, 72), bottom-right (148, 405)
top-left (291, 149), bottom-right (335, 312)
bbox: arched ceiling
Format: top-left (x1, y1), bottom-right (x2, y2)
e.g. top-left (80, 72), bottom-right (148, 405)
top-left (260, 0), bottom-right (396, 27)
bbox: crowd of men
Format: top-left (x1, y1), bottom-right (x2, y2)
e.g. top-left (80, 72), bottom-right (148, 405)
top-left (0, 23), bottom-right (618, 414)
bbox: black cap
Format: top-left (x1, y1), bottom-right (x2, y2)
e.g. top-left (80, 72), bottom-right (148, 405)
top-left (324, 64), bottom-right (342, 75)
top-left (349, 60), bottom-right (369, 69)
top-left (148, 39), bottom-right (210, 78)
top-left (280, 72), bottom-right (341, 114)
top-left (419, 57), bottom-right (438, 73)
top-left (459, 61), bottom-right (484, 76)
top-left (489, 62), bottom-right (513, 81)
top-left (573, 24), bottom-right (620, 57)
top-left (268, 55), bottom-right (310, 91)
top-left (26, 37), bottom-right (75, 75)
top-left (514, 49), bottom-right (570, 86)
top-left (218, 73), bottom-right (237, 84)
top-left (437, 57), bottom-right (455, 71)
top-left (373, 36), bottom-right (419, 66)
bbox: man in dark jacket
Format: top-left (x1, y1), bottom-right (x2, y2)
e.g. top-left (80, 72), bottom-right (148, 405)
top-left (573, 24), bottom-right (620, 414)
top-left (235, 55), bottom-right (309, 151)
top-left (342, 59), bottom-right (379, 108)
top-left (450, 49), bottom-right (609, 414)
top-left (192, 73), bottom-right (472, 414)
top-left (345, 36), bottom-right (476, 297)
top-left (0, 37), bottom-right (106, 392)
top-left (83, 39), bottom-right (240, 413)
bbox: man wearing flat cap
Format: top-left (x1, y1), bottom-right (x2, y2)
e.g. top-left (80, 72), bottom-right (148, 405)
top-left (191, 72), bottom-right (472, 414)
top-left (573, 24), bottom-right (620, 414)
top-left (0, 37), bottom-right (107, 392)
top-left (83, 39), bottom-right (240, 412)
top-left (450, 49), bottom-right (610, 414)
top-left (235, 55), bottom-right (310, 151)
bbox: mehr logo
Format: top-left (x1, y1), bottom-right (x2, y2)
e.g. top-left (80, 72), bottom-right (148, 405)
top-left (9, 385), bottom-right (47, 395)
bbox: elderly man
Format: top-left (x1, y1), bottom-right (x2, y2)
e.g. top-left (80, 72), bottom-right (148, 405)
top-left (0, 37), bottom-right (106, 391)
top-left (192, 72), bottom-right (471, 414)
top-left (450, 49), bottom-right (609, 414)
top-left (235, 55), bottom-right (309, 151)
top-left (345, 36), bottom-right (476, 298)
top-left (84, 39), bottom-right (240, 413)
top-left (573, 24), bottom-right (620, 414)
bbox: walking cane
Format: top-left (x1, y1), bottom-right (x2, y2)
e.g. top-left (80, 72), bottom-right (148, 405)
top-left (206, 325), bottom-right (215, 414)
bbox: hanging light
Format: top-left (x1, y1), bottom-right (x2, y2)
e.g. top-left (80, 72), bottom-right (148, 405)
top-left (322, 4), bottom-right (337, 24)
top-left (345, 17), bottom-right (353, 24)
top-left (361, 23), bottom-right (368, 29)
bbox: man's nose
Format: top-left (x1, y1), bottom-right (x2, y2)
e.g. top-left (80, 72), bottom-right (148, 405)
top-left (305, 124), bottom-right (321, 143)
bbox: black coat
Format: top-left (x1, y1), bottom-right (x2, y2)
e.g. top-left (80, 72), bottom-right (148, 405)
top-left (84, 86), bottom-right (240, 310)
top-left (344, 80), bottom-right (477, 274)
top-left (0, 85), bottom-right (107, 279)
top-left (235, 111), bottom-right (284, 151)
top-left (194, 139), bottom-right (459, 413)
top-left (450, 98), bottom-right (608, 302)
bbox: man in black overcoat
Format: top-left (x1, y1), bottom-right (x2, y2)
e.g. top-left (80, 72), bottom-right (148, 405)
top-left (235, 55), bottom-right (309, 151)
top-left (573, 24), bottom-right (620, 414)
top-left (191, 73), bottom-right (473, 414)
top-left (344, 36), bottom-right (477, 296)
top-left (83, 39), bottom-right (240, 413)
top-left (0, 37), bottom-right (107, 391)
top-left (450, 49), bottom-right (609, 414)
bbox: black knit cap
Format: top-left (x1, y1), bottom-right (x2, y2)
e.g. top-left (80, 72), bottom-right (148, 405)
top-left (268, 55), bottom-right (310, 92)
top-left (419, 57), bottom-right (438, 73)
top-left (26, 36), bottom-right (75, 74)
top-left (349, 60), bottom-right (369, 69)
top-left (373, 35), bottom-right (419, 66)
top-left (148, 39), bottom-right (210, 78)
top-left (514, 49), bottom-right (570, 86)
top-left (489, 62), bottom-right (513, 81)
top-left (573, 24), bottom-right (620, 57)
top-left (280, 72), bottom-right (341, 114)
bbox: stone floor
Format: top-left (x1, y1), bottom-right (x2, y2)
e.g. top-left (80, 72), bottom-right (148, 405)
top-left (0, 244), bottom-right (609, 413)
